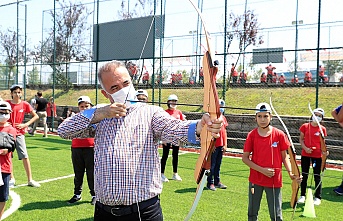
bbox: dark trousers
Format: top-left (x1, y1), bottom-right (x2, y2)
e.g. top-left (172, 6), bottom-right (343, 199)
top-left (300, 156), bottom-right (322, 199)
top-left (207, 147), bottom-right (223, 185)
top-left (71, 148), bottom-right (95, 196)
top-left (232, 76), bottom-right (238, 83)
top-left (94, 197), bottom-right (163, 221)
top-left (161, 143), bottom-right (179, 174)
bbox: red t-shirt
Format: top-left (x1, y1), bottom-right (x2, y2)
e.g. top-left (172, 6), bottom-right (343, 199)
top-left (243, 127), bottom-right (290, 187)
top-left (71, 138), bottom-right (95, 148)
top-left (319, 67), bottom-right (325, 77)
top-left (215, 116), bottom-right (228, 147)
top-left (0, 125), bottom-right (16, 173)
top-left (266, 66), bottom-right (275, 75)
top-left (299, 123), bottom-right (327, 158)
top-left (165, 109), bottom-right (185, 120)
top-left (6, 100), bottom-right (33, 135)
top-left (143, 72), bottom-right (149, 80)
top-left (279, 76), bottom-right (285, 83)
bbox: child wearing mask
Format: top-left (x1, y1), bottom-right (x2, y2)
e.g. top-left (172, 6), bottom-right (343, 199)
top-left (297, 108), bottom-right (327, 206)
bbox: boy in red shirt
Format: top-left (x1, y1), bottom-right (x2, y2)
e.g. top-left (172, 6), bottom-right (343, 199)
top-left (207, 99), bottom-right (228, 191)
top-left (67, 96), bottom-right (96, 205)
top-left (0, 100), bottom-right (17, 219)
top-left (242, 103), bottom-right (300, 221)
top-left (160, 94), bottom-right (185, 182)
top-left (297, 108), bottom-right (327, 206)
top-left (6, 84), bottom-right (40, 187)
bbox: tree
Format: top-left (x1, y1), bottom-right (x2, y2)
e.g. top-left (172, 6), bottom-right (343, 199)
top-left (287, 60), bottom-right (300, 75)
top-left (32, 0), bottom-right (92, 88)
top-left (226, 10), bottom-right (264, 85)
top-left (0, 28), bottom-right (26, 86)
top-left (118, 0), bottom-right (154, 19)
top-left (322, 60), bottom-right (343, 77)
top-left (27, 66), bottom-right (40, 85)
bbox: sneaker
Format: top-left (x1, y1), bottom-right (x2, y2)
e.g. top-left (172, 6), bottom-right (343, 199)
top-left (43, 135), bottom-right (47, 138)
top-left (313, 197), bottom-right (321, 206)
top-left (333, 187), bottom-right (343, 195)
top-left (28, 180), bottom-right (41, 187)
top-left (28, 131), bottom-right (34, 136)
top-left (161, 174), bottom-right (169, 182)
top-left (9, 178), bottom-right (15, 188)
top-left (297, 196), bottom-right (305, 204)
top-left (172, 173), bottom-right (182, 181)
top-left (207, 184), bottom-right (216, 191)
top-left (91, 196), bottom-right (96, 205)
top-left (68, 195), bottom-right (81, 204)
top-left (215, 182), bottom-right (227, 189)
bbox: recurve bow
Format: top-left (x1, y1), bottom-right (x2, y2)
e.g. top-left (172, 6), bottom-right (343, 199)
top-left (269, 97), bottom-right (300, 209)
top-left (184, 1), bottom-right (221, 220)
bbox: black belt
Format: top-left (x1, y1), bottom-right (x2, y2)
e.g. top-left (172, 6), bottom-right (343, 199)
top-left (96, 196), bottom-right (158, 217)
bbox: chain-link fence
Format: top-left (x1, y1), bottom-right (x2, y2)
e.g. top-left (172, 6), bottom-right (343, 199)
top-left (0, 0), bottom-right (342, 161)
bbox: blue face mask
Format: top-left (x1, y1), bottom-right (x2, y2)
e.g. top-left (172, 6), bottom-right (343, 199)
top-left (220, 108), bottom-right (225, 113)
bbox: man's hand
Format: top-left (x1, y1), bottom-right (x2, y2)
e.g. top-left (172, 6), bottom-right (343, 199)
top-left (98, 103), bottom-right (127, 119)
top-left (196, 113), bottom-right (223, 138)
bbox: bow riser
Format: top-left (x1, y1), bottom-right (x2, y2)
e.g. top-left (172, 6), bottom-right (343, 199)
top-left (288, 148), bottom-right (300, 208)
top-left (194, 52), bottom-right (220, 184)
top-left (194, 137), bottom-right (216, 183)
top-left (319, 136), bottom-right (327, 171)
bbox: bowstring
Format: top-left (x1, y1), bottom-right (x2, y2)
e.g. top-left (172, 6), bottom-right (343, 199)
top-left (126, 14), bottom-right (156, 221)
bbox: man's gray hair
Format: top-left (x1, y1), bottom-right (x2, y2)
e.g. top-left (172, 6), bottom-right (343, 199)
top-left (97, 60), bottom-right (127, 89)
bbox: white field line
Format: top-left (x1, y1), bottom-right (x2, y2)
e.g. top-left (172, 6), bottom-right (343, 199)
top-left (2, 174), bottom-right (74, 220)
top-left (2, 190), bottom-right (20, 220)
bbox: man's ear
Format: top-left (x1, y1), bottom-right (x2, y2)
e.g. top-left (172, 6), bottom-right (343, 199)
top-left (101, 89), bottom-right (109, 99)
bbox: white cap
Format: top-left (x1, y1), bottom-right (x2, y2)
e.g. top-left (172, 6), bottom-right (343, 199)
top-left (77, 96), bottom-right (93, 106)
top-left (313, 108), bottom-right (324, 117)
top-left (10, 84), bottom-right (23, 90)
top-left (0, 101), bottom-right (12, 112)
top-left (167, 94), bottom-right (178, 101)
top-left (136, 89), bottom-right (148, 98)
top-left (255, 102), bottom-right (271, 114)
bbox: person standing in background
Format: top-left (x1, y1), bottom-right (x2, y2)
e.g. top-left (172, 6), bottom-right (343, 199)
top-left (0, 100), bottom-right (17, 219)
top-left (207, 99), bottom-right (228, 191)
top-left (46, 97), bottom-right (57, 132)
top-left (30, 91), bottom-right (48, 137)
top-left (67, 96), bottom-right (96, 205)
top-left (297, 108), bottom-right (327, 206)
top-left (6, 84), bottom-right (40, 188)
top-left (160, 94), bottom-right (185, 182)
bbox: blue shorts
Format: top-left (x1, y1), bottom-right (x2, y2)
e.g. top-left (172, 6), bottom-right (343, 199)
top-left (0, 173), bottom-right (10, 202)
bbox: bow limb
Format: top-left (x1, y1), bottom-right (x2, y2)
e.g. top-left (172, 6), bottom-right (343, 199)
top-left (184, 1), bottom-right (220, 221)
top-left (308, 103), bottom-right (327, 172)
top-left (269, 97), bottom-right (300, 209)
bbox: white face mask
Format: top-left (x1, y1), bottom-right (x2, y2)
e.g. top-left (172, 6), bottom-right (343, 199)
top-left (312, 116), bottom-right (322, 123)
top-left (0, 114), bottom-right (10, 123)
top-left (107, 85), bottom-right (137, 108)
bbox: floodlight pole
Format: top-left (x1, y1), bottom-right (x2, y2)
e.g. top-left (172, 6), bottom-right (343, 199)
top-left (16, 0), bottom-right (19, 84)
top-left (294, 0), bottom-right (299, 82)
top-left (52, 0), bottom-right (57, 132)
top-left (315, 0), bottom-right (322, 108)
